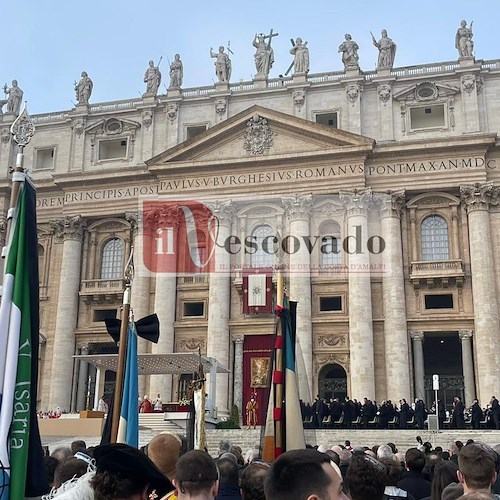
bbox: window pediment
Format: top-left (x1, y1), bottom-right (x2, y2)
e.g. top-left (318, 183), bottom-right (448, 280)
top-left (85, 117), bottom-right (141, 136)
top-left (393, 81), bottom-right (459, 102)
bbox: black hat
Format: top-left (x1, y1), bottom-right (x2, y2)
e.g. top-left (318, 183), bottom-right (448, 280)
top-left (94, 443), bottom-right (173, 496)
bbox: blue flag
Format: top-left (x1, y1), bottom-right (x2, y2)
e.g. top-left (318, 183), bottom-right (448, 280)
top-left (117, 323), bottom-right (139, 448)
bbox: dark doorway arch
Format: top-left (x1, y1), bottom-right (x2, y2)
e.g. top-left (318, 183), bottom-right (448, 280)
top-left (318, 363), bottom-right (347, 402)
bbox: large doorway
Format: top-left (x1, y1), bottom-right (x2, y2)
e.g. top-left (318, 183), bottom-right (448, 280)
top-left (423, 333), bottom-right (464, 411)
top-left (90, 342), bottom-right (118, 402)
top-left (318, 363), bottom-right (347, 402)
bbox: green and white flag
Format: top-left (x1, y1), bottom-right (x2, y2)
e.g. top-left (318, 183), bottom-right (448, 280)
top-left (0, 179), bottom-right (48, 499)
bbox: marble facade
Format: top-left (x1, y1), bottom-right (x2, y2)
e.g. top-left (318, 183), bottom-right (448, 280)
top-left (1, 53), bottom-right (500, 416)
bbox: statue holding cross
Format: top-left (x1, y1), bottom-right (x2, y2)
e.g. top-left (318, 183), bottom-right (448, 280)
top-left (253, 29), bottom-right (279, 78)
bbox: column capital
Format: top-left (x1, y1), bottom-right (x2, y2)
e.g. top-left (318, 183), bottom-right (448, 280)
top-left (78, 342), bottom-right (90, 352)
top-left (125, 211), bottom-right (140, 230)
top-left (460, 183), bottom-right (500, 213)
top-left (233, 335), bottom-right (244, 344)
top-left (459, 330), bottom-right (473, 341)
top-left (143, 205), bottom-right (182, 231)
top-left (409, 330), bottom-right (424, 341)
top-left (339, 188), bottom-right (373, 216)
top-left (208, 200), bottom-right (234, 227)
top-left (379, 191), bottom-right (406, 219)
top-left (282, 194), bottom-right (313, 221)
top-left (50, 216), bottom-right (86, 243)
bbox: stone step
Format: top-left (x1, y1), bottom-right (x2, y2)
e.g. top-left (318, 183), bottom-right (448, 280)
top-left (204, 428), bottom-right (500, 458)
top-left (139, 414), bottom-right (183, 434)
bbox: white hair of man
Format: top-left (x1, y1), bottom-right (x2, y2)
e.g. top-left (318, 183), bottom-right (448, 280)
top-left (377, 444), bottom-right (394, 460)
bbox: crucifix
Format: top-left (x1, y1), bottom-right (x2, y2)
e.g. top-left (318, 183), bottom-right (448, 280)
top-left (264, 28), bottom-right (279, 48)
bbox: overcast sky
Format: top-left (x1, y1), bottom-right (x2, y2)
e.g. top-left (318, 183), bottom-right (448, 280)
top-left (1, 0), bottom-right (497, 115)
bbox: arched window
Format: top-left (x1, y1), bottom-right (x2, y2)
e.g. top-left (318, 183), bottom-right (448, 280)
top-left (251, 225), bottom-right (274, 269)
top-left (320, 222), bottom-right (342, 266)
top-left (101, 238), bottom-right (125, 279)
top-left (421, 215), bottom-right (449, 260)
top-left (187, 230), bottom-right (207, 273)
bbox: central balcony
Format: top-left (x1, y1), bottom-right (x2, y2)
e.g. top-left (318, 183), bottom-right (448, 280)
top-left (409, 259), bottom-right (464, 288)
top-left (80, 279), bottom-right (125, 304)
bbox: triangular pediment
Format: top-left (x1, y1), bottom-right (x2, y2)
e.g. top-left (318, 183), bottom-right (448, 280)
top-left (393, 81), bottom-right (459, 102)
top-left (85, 117), bottom-right (141, 135)
top-left (147, 105), bottom-right (374, 166)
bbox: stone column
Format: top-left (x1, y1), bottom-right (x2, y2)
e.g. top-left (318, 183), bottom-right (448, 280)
top-left (126, 212), bottom-right (151, 397)
top-left (86, 231), bottom-right (97, 279)
top-left (148, 208), bottom-right (180, 401)
top-left (380, 193), bottom-right (411, 401)
top-left (206, 201), bottom-right (233, 416)
top-left (282, 194), bottom-right (313, 401)
top-left (48, 216), bottom-right (86, 411)
top-left (461, 184), bottom-right (500, 401)
top-left (459, 73), bottom-right (480, 133)
top-left (339, 189), bottom-right (375, 399)
top-left (459, 330), bottom-right (475, 406)
top-left (233, 336), bottom-right (244, 421)
top-left (450, 206), bottom-right (460, 259)
top-left (166, 101), bottom-right (181, 148)
top-left (409, 208), bottom-right (418, 262)
top-left (375, 80), bottom-right (395, 140)
top-left (76, 344), bottom-right (89, 411)
top-left (344, 80), bottom-right (363, 134)
top-left (410, 331), bottom-right (425, 401)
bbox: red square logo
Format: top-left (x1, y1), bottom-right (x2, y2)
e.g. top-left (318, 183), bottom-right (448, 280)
top-left (141, 200), bottom-right (217, 274)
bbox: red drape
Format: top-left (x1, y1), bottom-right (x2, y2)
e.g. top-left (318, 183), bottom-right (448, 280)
top-left (242, 334), bottom-right (274, 424)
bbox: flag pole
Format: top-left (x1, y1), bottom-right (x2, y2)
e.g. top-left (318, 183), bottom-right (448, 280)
top-left (110, 248), bottom-right (134, 443)
top-left (2, 104), bottom-right (35, 259)
top-left (275, 268), bottom-right (285, 454)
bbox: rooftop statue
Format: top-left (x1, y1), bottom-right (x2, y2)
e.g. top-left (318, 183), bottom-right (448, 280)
top-left (371, 29), bottom-right (396, 70)
top-left (455, 20), bottom-right (474, 58)
top-left (3, 80), bottom-right (23, 114)
top-left (289, 37), bottom-right (310, 74)
top-left (253, 29), bottom-right (278, 78)
top-left (144, 59), bottom-right (162, 96)
top-left (210, 45), bottom-right (231, 83)
top-left (338, 34), bottom-right (359, 70)
top-left (169, 54), bottom-right (183, 88)
top-left (75, 72), bottom-right (93, 104)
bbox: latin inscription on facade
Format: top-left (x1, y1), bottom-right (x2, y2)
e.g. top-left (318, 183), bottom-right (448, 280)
top-left (36, 156), bottom-right (497, 208)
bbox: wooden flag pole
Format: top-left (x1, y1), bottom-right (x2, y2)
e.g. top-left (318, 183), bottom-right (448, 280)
top-left (276, 270), bottom-right (284, 308)
top-left (110, 247), bottom-right (134, 443)
top-left (275, 268), bottom-right (285, 454)
top-left (110, 283), bottom-right (131, 443)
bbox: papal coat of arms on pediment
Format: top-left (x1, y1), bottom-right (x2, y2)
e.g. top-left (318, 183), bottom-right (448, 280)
top-left (243, 114), bottom-right (273, 155)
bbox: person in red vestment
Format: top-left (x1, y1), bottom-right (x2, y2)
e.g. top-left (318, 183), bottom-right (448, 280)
top-left (139, 394), bottom-right (153, 413)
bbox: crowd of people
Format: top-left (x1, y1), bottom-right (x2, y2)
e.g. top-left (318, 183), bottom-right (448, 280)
top-left (302, 395), bottom-right (500, 430)
top-left (40, 433), bottom-right (500, 500)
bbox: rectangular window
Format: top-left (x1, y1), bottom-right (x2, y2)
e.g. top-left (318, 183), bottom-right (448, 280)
top-left (98, 138), bottom-right (128, 160)
top-left (410, 105), bottom-right (445, 129)
top-left (183, 302), bottom-right (205, 317)
top-left (93, 309), bottom-right (118, 322)
top-left (320, 296), bottom-right (342, 312)
top-left (186, 125), bottom-right (207, 140)
top-left (315, 112), bottom-right (338, 128)
top-left (35, 148), bottom-right (55, 170)
top-left (424, 294), bottom-right (453, 309)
